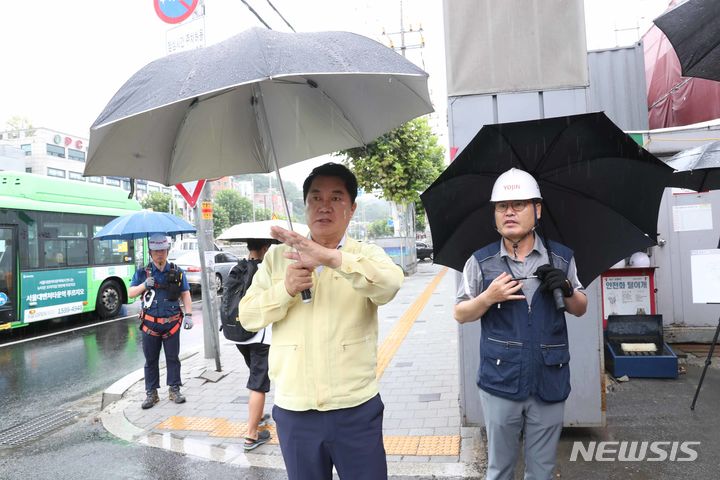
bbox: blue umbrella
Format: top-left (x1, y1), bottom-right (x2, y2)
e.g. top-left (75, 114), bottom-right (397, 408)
top-left (94, 210), bottom-right (196, 240)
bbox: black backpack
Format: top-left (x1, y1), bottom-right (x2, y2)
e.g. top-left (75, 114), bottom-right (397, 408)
top-left (220, 259), bottom-right (260, 342)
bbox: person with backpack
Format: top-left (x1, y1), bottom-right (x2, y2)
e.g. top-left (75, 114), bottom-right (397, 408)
top-left (128, 234), bottom-right (193, 410)
top-left (220, 238), bottom-right (275, 450)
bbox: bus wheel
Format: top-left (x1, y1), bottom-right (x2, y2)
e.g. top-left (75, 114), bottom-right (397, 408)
top-left (97, 280), bottom-right (122, 319)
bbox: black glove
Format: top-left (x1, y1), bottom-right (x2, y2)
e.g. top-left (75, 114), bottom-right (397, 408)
top-left (534, 264), bottom-right (574, 297)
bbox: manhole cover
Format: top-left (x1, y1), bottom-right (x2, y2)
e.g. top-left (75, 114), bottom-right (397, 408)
top-left (0, 410), bottom-right (77, 446)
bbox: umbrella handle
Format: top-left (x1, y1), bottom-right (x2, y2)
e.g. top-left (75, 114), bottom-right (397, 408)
top-left (553, 288), bottom-right (566, 312)
top-left (301, 288), bottom-right (312, 303)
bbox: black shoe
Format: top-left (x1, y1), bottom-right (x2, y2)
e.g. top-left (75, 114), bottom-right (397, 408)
top-left (244, 430), bottom-right (271, 451)
top-left (169, 385), bottom-right (186, 404)
top-left (141, 389), bottom-right (159, 409)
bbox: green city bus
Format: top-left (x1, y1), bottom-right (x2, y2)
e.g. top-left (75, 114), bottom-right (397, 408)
top-left (0, 171), bottom-right (146, 330)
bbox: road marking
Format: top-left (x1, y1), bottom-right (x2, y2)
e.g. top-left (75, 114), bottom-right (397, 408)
top-left (0, 299), bottom-right (202, 348)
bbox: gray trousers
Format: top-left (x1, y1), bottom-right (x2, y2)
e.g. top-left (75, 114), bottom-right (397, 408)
top-left (479, 389), bottom-right (565, 480)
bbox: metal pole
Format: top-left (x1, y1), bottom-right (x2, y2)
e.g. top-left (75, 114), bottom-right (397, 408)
top-left (691, 315), bottom-right (720, 410)
top-left (399, 0), bottom-right (406, 57)
top-left (194, 182), bottom-right (222, 371)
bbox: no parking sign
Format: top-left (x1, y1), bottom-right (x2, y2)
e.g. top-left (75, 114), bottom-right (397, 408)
top-left (154, 0), bottom-right (199, 24)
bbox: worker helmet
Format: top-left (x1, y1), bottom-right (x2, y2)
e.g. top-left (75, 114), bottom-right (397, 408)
top-left (490, 168), bottom-right (542, 202)
top-left (148, 234), bottom-right (170, 251)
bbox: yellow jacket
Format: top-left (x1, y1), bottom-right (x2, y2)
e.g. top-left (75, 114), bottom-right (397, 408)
top-left (238, 237), bottom-right (404, 411)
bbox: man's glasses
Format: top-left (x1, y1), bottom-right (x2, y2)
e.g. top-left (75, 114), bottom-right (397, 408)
top-left (494, 200), bottom-right (530, 213)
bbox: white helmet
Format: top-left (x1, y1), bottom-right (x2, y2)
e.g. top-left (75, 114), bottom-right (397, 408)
top-left (148, 234), bottom-right (170, 251)
top-left (490, 168), bottom-right (542, 202)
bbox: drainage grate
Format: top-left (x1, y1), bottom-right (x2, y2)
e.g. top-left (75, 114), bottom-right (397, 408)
top-left (0, 410), bottom-right (77, 446)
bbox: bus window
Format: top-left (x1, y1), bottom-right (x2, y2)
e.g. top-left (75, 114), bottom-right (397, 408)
top-left (25, 219), bottom-right (39, 269)
top-left (67, 239), bottom-right (89, 266)
top-left (92, 224), bottom-right (134, 265)
top-left (44, 239), bottom-right (66, 267)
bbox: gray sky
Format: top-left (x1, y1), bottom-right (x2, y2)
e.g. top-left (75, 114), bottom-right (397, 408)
top-left (0, 0), bottom-right (670, 184)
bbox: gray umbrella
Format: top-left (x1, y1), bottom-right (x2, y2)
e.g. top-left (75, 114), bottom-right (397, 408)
top-left (84, 27), bottom-right (433, 187)
top-left (667, 141), bottom-right (720, 192)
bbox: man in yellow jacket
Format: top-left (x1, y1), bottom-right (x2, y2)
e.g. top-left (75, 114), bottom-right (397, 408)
top-left (238, 163), bottom-right (404, 480)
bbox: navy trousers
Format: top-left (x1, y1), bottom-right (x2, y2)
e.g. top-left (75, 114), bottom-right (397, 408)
top-left (141, 326), bottom-right (181, 391)
top-left (273, 394), bottom-right (387, 480)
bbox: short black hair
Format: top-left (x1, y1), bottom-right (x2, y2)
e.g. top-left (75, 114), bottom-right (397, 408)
top-left (302, 162), bottom-right (358, 204)
top-left (246, 238), bottom-right (276, 251)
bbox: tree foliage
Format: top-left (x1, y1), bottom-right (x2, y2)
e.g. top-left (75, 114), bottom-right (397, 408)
top-left (340, 117), bottom-right (444, 204)
top-left (5, 115), bottom-right (33, 133)
top-left (367, 219), bottom-right (393, 239)
top-left (215, 190), bottom-right (253, 226)
top-left (212, 204), bottom-right (230, 237)
top-left (141, 192), bottom-right (172, 213)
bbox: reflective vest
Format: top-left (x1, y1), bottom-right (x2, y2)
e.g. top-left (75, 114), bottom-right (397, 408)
top-left (139, 262), bottom-right (184, 338)
top-left (473, 239), bottom-right (573, 403)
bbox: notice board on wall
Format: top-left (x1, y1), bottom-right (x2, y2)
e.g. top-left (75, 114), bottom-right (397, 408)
top-left (691, 249), bottom-right (720, 304)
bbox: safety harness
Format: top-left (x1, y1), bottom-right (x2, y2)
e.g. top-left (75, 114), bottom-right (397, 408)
top-left (140, 262), bottom-right (184, 339)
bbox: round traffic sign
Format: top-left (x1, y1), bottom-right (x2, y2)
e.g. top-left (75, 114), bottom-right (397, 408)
top-left (154, 0), bottom-right (199, 24)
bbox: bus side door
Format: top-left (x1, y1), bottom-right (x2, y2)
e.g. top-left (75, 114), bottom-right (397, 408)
top-left (0, 225), bottom-right (18, 326)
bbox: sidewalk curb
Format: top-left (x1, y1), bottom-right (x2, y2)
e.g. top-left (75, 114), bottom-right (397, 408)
top-left (101, 349), bottom-right (200, 410)
top-left (100, 348), bottom-right (484, 478)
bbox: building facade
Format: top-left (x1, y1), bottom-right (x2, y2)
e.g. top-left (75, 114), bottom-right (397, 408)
top-left (0, 126), bottom-right (185, 211)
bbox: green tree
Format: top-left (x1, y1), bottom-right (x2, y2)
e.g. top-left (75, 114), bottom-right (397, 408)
top-left (255, 208), bottom-right (272, 221)
top-left (215, 190), bottom-right (253, 226)
top-left (367, 219), bottom-right (393, 239)
top-left (339, 117), bottom-right (444, 230)
top-left (282, 180), bottom-right (306, 222)
top-left (5, 115), bottom-right (34, 134)
top-left (213, 204), bottom-right (230, 237)
top-left (141, 191), bottom-right (172, 213)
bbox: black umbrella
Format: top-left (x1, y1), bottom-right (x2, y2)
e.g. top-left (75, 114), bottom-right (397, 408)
top-left (654, 0), bottom-right (720, 82)
top-left (420, 112), bottom-right (675, 287)
top-left (667, 141), bottom-right (720, 192)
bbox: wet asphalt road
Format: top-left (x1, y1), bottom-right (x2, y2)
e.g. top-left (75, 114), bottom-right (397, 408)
top-left (0, 297), bottom-right (286, 479)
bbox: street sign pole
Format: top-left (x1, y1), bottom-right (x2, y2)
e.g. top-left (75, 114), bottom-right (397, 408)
top-left (194, 182), bottom-right (221, 371)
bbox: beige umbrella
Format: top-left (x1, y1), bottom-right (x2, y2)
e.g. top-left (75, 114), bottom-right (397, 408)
top-left (218, 219), bottom-right (309, 242)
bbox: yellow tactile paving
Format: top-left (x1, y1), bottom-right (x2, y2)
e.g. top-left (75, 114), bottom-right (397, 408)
top-left (384, 435), bottom-right (460, 456)
top-left (156, 416), bottom-right (227, 431)
top-left (376, 267), bottom-right (447, 379)
top-left (384, 435), bottom-right (420, 455)
top-left (416, 435), bottom-right (461, 456)
top-left (209, 421), bottom-right (279, 445)
top-left (156, 416), bottom-right (459, 455)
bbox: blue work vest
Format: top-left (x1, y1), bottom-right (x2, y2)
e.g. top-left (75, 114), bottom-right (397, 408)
top-left (473, 240), bottom-right (573, 403)
top-left (131, 263), bottom-right (187, 319)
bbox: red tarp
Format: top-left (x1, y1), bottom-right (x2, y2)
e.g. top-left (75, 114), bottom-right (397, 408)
top-left (644, 1), bottom-right (720, 129)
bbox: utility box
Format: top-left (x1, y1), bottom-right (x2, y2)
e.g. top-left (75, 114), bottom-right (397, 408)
top-left (604, 314), bottom-right (678, 379)
top-left (600, 267), bottom-right (658, 329)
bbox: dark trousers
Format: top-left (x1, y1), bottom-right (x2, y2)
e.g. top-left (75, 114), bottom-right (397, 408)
top-left (273, 394), bottom-right (387, 480)
top-left (142, 328), bottom-right (181, 391)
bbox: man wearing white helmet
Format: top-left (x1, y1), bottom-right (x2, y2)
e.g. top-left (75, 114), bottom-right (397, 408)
top-left (454, 168), bottom-right (587, 480)
top-left (129, 234), bottom-right (193, 409)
